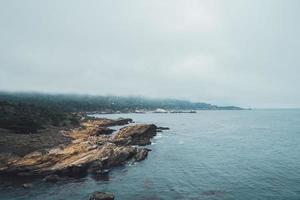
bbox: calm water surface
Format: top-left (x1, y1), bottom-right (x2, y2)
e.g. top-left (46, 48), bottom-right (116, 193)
top-left (1, 110), bottom-right (300, 200)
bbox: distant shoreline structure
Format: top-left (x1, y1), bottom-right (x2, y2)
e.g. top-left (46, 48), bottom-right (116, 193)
top-left (89, 109), bottom-right (198, 114)
top-left (87, 108), bottom-right (249, 115)
top-left (0, 91), bottom-right (245, 114)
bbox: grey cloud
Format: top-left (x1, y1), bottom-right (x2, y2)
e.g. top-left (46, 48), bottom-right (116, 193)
top-left (0, 0), bottom-right (300, 108)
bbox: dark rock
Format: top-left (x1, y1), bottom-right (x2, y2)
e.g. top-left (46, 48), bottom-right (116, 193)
top-left (87, 161), bottom-right (104, 173)
top-left (157, 126), bottom-right (170, 130)
top-left (95, 169), bottom-right (110, 175)
top-left (17, 171), bottom-right (36, 177)
top-left (89, 191), bottom-right (114, 200)
top-left (104, 118), bottom-right (133, 127)
top-left (43, 174), bottom-right (62, 183)
top-left (134, 148), bottom-right (150, 162)
top-left (116, 118), bottom-right (133, 125)
top-left (95, 128), bottom-right (114, 135)
top-left (104, 145), bottom-right (136, 167)
top-left (22, 183), bottom-right (32, 188)
top-left (91, 173), bottom-right (110, 181)
top-left (59, 165), bottom-right (89, 177)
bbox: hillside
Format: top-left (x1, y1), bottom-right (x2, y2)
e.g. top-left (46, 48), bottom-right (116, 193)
top-left (0, 92), bottom-right (242, 112)
top-left (0, 100), bottom-right (80, 134)
top-left (0, 91), bottom-right (242, 134)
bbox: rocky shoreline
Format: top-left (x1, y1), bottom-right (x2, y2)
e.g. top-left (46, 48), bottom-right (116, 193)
top-left (0, 117), bottom-right (164, 180)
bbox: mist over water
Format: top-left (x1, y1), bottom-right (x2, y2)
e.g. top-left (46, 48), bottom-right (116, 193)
top-left (1, 110), bottom-right (300, 200)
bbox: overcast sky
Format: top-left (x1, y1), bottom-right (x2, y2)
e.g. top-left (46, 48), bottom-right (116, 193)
top-left (0, 0), bottom-right (300, 108)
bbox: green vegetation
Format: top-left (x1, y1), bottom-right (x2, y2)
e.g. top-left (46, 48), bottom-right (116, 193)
top-left (0, 91), bottom-right (242, 134)
top-left (0, 92), bottom-right (242, 112)
top-left (0, 100), bottom-right (79, 134)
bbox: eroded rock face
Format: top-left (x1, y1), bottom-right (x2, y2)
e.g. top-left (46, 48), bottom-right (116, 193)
top-left (114, 124), bottom-right (157, 145)
top-left (0, 142), bottom-right (137, 176)
top-left (0, 118), bottom-right (157, 178)
top-left (89, 192), bottom-right (114, 200)
top-left (134, 148), bottom-right (150, 162)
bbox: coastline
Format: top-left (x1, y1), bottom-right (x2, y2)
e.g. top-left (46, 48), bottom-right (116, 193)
top-left (0, 116), bottom-right (166, 184)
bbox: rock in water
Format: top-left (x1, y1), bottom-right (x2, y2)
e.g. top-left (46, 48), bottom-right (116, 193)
top-left (101, 118), bottom-right (133, 127)
top-left (22, 183), bottom-right (32, 188)
top-left (157, 126), bottom-right (170, 130)
top-left (0, 118), bottom-right (157, 178)
top-left (156, 126), bottom-right (170, 132)
top-left (134, 148), bottom-right (150, 161)
top-left (89, 192), bottom-right (114, 200)
top-left (114, 124), bottom-right (157, 145)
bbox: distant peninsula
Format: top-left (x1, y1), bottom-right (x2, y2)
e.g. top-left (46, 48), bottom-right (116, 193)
top-left (0, 91), bottom-right (243, 112)
top-left (0, 91), bottom-right (243, 134)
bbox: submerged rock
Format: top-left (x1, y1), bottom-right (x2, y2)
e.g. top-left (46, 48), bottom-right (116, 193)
top-left (89, 191), bottom-right (114, 200)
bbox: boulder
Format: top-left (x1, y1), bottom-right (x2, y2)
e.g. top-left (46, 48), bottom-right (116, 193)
top-left (134, 148), bottom-right (150, 161)
top-left (114, 124), bottom-right (157, 145)
top-left (99, 144), bottom-right (136, 168)
top-left (89, 192), bottom-right (114, 200)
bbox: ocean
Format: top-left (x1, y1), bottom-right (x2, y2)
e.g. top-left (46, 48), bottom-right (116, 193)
top-left (1, 109), bottom-right (300, 200)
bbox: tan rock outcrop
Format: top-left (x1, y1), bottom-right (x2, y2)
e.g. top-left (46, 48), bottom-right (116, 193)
top-left (113, 124), bottom-right (157, 145)
top-left (0, 118), bottom-right (158, 178)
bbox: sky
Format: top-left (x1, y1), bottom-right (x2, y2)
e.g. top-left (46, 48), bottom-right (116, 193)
top-left (0, 0), bottom-right (300, 108)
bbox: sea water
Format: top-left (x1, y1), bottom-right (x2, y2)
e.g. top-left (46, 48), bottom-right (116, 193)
top-left (1, 110), bottom-right (300, 200)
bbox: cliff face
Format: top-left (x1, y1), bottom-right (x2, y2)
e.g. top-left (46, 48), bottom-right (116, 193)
top-left (0, 118), bottom-right (157, 178)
